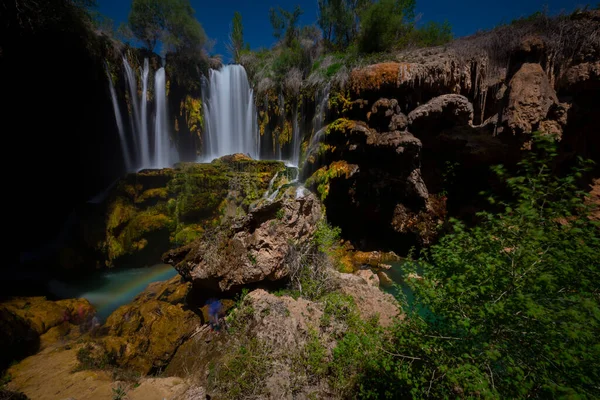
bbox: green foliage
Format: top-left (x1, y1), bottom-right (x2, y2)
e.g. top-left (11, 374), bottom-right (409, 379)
top-left (75, 344), bottom-right (116, 371)
top-left (269, 5), bottom-right (304, 47)
top-left (112, 386), bottom-right (127, 400)
top-left (208, 337), bottom-right (271, 399)
top-left (408, 20), bottom-right (453, 48)
top-left (0, 372), bottom-right (12, 387)
top-left (317, 0), bottom-right (371, 48)
top-left (357, 134), bottom-right (600, 398)
top-left (313, 220), bottom-right (342, 255)
top-left (128, 0), bottom-right (206, 53)
top-left (358, 0), bottom-right (416, 53)
top-left (228, 11), bottom-right (245, 63)
top-left (275, 209), bottom-right (285, 220)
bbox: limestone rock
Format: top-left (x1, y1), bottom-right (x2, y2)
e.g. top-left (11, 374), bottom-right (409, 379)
top-left (367, 98), bottom-right (407, 131)
top-left (356, 269), bottom-right (380, 287)
top-left (164, 186), bottom-right (323, 292)
top-left (505, 63), bottom-right (558, 134)
top-left (101, 299), bottom-right (198, 374)
top-left (0, 297), bottom-right (96, 370)
top-left (408, 94), bottom-right (474, 136)
top-left (336, 271), bottom-right (401, 327)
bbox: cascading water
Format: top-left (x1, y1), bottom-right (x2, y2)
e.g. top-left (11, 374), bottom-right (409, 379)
top-left (153, 67), bottom-right (171, 168)
top-left (140, 58), bottom-right (150, 167)
top-left (123, 57), bottom-right (141, 157)
top-left (106, 66), bottom-right (132, 171)
top-left (314, 83), bottom-right (331, 133)
top-left (202, 65), bottom-right (258, 160)
top-left (116, 57), bottom-right (176, 171)
top-left (290, 107), bottom-right (300, 167)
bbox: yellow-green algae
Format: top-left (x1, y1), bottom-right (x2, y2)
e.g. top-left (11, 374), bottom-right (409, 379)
top-left (103, 158), bottom-right (284, 267)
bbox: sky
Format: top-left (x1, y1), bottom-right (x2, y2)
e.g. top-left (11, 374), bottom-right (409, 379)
top-left (98, 0), bottom-right (583, 60)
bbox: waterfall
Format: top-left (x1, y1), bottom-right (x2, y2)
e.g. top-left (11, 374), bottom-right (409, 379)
top-left (117, 57), bottom-right (176, 171)
top-left (202, 65), bottom-right (258, 160)
top-left (123, 57), bottom-right (141, 160)
top-left (154, 67), bottom-right (171, 168)
top-left (140, 58), bottom-right (150, 167)
top-left (314, 83), bottom-right (331, 133)
top-left (106, 66), bottom-right (132, 171)
top-left (290, 107), bottom-right (300, 167)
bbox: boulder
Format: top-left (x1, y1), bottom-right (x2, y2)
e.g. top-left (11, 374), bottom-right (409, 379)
top-left (164, 186), bottom-right (323, 292)
top-left (0, 297), bottom-right (96, 370)
top-left (504, 63), bottom-right (558, 135)
top-left (66, 157), bottom-right (285, 269)
top-left (100, 298), bottom-right (198, 374)
top-left (305, 118), bottom-right (431, 252)
top-left (367, 98), bottom-right (407, 131)
top-left (408, 94), bottom-right (474, 136)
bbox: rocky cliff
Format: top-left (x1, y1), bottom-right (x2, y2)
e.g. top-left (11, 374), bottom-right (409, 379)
top-left (251, 11), bottom-right (600, 253)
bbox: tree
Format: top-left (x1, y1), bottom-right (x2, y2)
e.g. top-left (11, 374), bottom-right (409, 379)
top-left (358, 0), bottom-right (416, 53)
top-left (228, 11), bottom-right (245, 64)
top-left (359, 134), bottom-right (600, 398)
top-left (317, 0), bottom-right (370, 48)
top-left (409, 20), bottom-right (453, 47)
top-left (128, 0), bottom-right (206, 53)
top-left (269, 5), bottom-right (303, 48)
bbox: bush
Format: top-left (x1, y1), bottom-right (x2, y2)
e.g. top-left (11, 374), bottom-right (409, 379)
top-left (358, 0), bottom-right (416, 53)
top-left (408, 21), bottom-right (453, 48)
top-left (357, 134), bottom-right (600, 398)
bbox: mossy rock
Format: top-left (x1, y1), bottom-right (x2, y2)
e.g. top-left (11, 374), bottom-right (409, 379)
top-left (101, 157), bottom-right (286, 268)
top-left (0, 297), bottom-right (96, 370)
top-left (101, 300), bottom-right (198, 374)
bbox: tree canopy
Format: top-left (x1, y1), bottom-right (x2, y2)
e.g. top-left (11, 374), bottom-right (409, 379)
top-left (269, 5), bottom-right (304, 48)
top-left (228, 11), bottom-right (245, 64)
top-left (128, 0), bottom-right (206, 53)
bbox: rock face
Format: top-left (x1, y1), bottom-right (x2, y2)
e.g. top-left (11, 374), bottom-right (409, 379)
top-left (0, 297), bottom-right (95, 371)
top-left (63, 156), bottom-right (285, 269)
top-left (166, 269), bottom-right (400, 399)
top-left (164, 186), bottom-right (323, 292)
top-left (304, 101), bottom-right (443, 250)
top-left (504, 63), bottom-right (558, 135)
top-left (87, 275), bottom-right (199, 375)
top-left (408, 94), bottom-right (474, 135)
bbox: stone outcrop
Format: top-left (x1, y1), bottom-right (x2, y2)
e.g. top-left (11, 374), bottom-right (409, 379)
top-left (62, 156), bottom-right (285, 269)
top-left (166, 268), bottom-right (400, 399)
top-left (6, 342), bottom-right (193, 400)
top-left (304, 105), bottom-right (440, 250)
top-left (100, 298), bottom-right (198, 375)
top-left (0, 297), bottom-right (96, 371)
top-left (164, 186), bottom-right (323, 292)
top-left (408, 94), bottom-right (474, 135)
top-left (78, 275), bottom-right (200, 375)
top-left (504, 63), bottom-right (559, 135)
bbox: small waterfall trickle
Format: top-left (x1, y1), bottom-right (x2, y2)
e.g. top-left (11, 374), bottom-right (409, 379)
top-left (263, 172), bottom-right (280, 199)
top-left (314, 83), bottom-right (331, 133)
top-left (154, 67), bottom-right (171, 168)
top-left (202, 65), bottom-right (258, 160)
top-left (277, 93), bottom-right (284, 161)
top-left (106, 66), bottom-right (132, 171)
top-left (290, 107), bottom-right (300, 167)
top-left (140, 58), bottom-right (150, 167)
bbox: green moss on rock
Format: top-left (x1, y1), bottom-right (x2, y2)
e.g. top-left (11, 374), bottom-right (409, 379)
top-left (101, 157), bottom-right (285, 267)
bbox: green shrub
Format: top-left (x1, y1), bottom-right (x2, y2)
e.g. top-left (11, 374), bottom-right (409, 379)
top-left (358, 0), bottom-right (415, 53)
top-left (207, 337), bottom-right (271, 399)
top-left (409, 20), bottom-right (453, 48)
top-left (357, 134), bottom-right (600, 398)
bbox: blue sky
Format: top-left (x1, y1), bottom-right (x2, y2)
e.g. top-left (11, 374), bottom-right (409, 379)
top-left (98, 0), bottom-right (583, 60)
